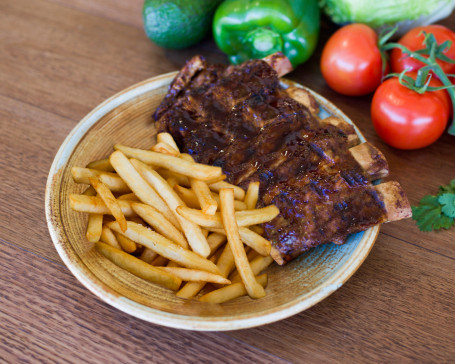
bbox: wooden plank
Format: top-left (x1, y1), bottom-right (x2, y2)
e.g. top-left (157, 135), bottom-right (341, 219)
top-left (227, 233), bottom-right (455, 363)
top-left (0, 94), bottom-right (74, 263)
top-left (0, 0), bottom-right (226, 122)
top-left (47, 0), bottom-right (144, 29)
top-left (0, 240), bottom-right (288, 364)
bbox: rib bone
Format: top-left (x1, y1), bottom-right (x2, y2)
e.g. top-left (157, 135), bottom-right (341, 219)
top-left (349, 142), bottom-right (389, 180)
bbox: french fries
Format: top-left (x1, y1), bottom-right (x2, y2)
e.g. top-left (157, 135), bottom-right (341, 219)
top-left (176, 205), bottom-right (280, 228)
top-left (86, 158), bottom-right (114, 172)
top-left (157, 267), bottom-right (230, 284)
top-left (114, 144), bottom-right (222, 181)
top-left (208, 227), bottom-right (271, 256)
top-left (71, 167), bottom-right (130, 193)
top-left (114, 231), bottom-right (137, 253)
top-left (95, 242), bottom-right (181, 291)
top-left (151, 142), bottom-right (180, 156)
top-left (157, 132), bottom-right (180, 153)
top-left (131, 202), bottom-right (188, 249)
top-left (174, 185), bottom-right (247, 211)
top-left (89, 177), bottom-right (127, 232)
top-left (108, 221), bottom-right (220, 275)
top-left (69, 194), bottom-right (136, 216)
top-left (130, 159), bottom-right (210, 257)
top-left (180, 153), bottom-right (218, 215)
top-left (86, 213), bottom-right (103, 243)
top-left (230, 255), bottom-right (273, 283)
top-left (109, 150), bottom-right (179, 229)
top-left (100, 225), bottom-right (122, 250)
top-left (244, 182), bottom-right (260, 210)
top-left (199, 274), bottom-right (268, 303)
top-left (70, 135), bottom-right (279, 303)
top-left (220, 189), bottom-right (265, 299)
top-left (209, 181), bottom-right (245, 200)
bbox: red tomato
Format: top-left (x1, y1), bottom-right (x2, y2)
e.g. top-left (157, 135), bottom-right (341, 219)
top-left (390, 25), bottom-right (455, 75)
top-left (371, 77), bottom-right (449, 150)
top-left (321, 24), bottom-right (386, 96)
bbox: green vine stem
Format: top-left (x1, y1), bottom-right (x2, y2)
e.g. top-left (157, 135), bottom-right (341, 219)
top-left (382, 32), bottom-right (455, 135)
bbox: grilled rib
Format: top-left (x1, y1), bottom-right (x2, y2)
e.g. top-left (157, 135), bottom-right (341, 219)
top-left (154, 54), bottom-right (411, 264)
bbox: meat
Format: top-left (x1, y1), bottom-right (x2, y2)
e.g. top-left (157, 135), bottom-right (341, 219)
top-left (154, 54), bottom-right (411, 264)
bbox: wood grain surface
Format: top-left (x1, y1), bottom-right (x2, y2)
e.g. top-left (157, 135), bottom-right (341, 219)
top-left (1, 0), bottom-right (454, 362)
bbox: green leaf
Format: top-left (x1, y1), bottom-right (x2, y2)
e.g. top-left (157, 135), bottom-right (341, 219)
top-left (439, 179), bottom-right (455, 195)
top-left (412, 195), bottom-right (455, 232)
top-left (438, 193), bottom-right (455, 218)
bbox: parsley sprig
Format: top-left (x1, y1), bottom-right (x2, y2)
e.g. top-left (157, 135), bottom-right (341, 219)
top-left (412, 180), bottom-right (455, 232)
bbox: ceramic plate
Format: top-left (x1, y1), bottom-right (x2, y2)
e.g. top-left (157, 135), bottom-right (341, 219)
top-left (45, 71), bottom-right (379, 331)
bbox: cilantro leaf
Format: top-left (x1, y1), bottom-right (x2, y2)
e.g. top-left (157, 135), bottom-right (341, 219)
top-left (412, 195), bottom-right (455, 232)
top-left (438, 193), bottom-right (455, 218)
top-left (438, 179), bottom-right (455, 195)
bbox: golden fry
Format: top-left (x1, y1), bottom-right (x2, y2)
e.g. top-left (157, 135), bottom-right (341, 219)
top-left (71, 167), bottom-right (130, 193)
top-left (157, 132), bottom-right (180, 153)
top-left (176, 205), bottom-right (279, 229)
top-left (157, 169), bottom-right (190, 187)
top-left (244, 181), bottom-right (260, 210)
top-left (192, 179), bottom-right (217, 215)
top-left (175, 255), bottom-right (218, 299)
top-left (86, 158), bottom-right (115, 172)
top-left (175, 185), bottom-right (247, 211)
top-left (152, 142), bottom-right (180, 156)
top-left (109, 151), bottom-right (179, 229)
top-left (114, 144), bottom-right (222, 181)
top-left (249, 225), bottom-right (264, 235)
top-left (114, 231), bottom-right (137, 253)
top-left (69, 194), bottom-right (135, 216)
top-left (139, 247), bottom-right (158, 264)
top-left (230, 256), bottom-right (273, 283)
top-left (208, 227), bottom-right (271, 256)
top-left (157, 267), bottom-right (230, 284)
top-left (89, 177), bottom-right (127, 232)
top-left (130, 159), bottom-right (210, 257)
top-left (108, 221), bottom-right (219, 274)
top-left (117, 193), bottom-right (140, 201)
top-left (86, 213), bottom-right (103, 243)
top-left (131, 202), bottom-right (188, 249)
top-left (151, 255), bottom-right (169, 266)
top-left (82, 186), bottom-right (97, 196)
top-left (220, 188), bottom-right (265, 299)
top-left (199, 274), bottom-right (268, 303)
top-left (206, 233), bottom-right (227, 254)
top-left (100, 225), bottom-right (122, 250)
top-left (209, 181), bottom-right (245, 200)
top-left (95, 242), bottom-right (181, 291)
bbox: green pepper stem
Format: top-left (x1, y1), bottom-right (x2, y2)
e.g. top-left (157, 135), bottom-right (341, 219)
top-left (243, 27), bottom-right (284, 60)
top-left (382, 42), bottom-right (455, 135)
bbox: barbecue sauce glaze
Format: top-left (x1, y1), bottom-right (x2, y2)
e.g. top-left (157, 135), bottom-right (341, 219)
top-left (155, 56), bottom-right (387, 264)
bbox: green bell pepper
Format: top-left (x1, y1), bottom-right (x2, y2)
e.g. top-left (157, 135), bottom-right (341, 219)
top-left (213, 0), bottom-right (320, 68)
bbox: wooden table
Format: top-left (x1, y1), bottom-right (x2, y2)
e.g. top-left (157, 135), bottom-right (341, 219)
top-left (1, 1), bottom-right (454, 362)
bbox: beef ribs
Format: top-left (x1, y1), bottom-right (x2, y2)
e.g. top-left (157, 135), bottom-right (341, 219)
top-left (154, 55), bottom-right (410, 264)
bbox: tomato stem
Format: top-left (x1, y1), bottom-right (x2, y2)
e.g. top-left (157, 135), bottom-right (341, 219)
top-left (382, 39), bottom-right (455, 136)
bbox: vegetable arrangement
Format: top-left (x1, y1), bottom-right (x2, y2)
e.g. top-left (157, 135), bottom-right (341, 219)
top-left (319, 0), bottom-right (455, 35)
top-left (212, 0), bottom-right (320, 68)
top-left (321, 24), bottom-right (455, 149)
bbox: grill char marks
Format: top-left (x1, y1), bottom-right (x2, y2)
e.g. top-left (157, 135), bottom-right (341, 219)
top-left (155, 55), bottom-right (390, 264)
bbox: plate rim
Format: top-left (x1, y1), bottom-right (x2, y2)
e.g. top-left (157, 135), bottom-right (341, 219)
top-left (45, 71), bottom-right (379, 331)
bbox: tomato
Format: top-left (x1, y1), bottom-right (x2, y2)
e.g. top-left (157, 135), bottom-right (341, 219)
top-left (390, 25), bottom-right (455, 75)
top-left (371, 76), bottom-right (449, 150)
top-left (321, 24), bottom-right (386, 96)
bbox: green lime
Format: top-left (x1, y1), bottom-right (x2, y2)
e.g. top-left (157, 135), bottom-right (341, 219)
top-left (142, 0), bottom-right (222, 49)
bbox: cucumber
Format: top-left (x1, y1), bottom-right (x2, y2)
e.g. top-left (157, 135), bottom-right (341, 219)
top-left (142, 0), bottom-right (222, 49)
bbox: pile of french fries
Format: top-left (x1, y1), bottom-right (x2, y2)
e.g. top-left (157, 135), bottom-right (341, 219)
top-left (69, 133), bottom-right (280, 303)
